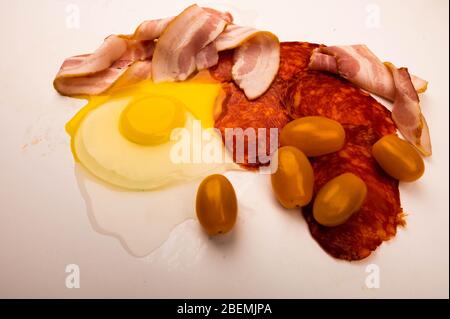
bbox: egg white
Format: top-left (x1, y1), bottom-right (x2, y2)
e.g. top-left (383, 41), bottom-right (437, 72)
top-left (73, 96), bottom-right (230, 190)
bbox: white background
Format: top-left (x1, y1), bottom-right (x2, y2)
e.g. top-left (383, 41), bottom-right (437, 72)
top-left (0, 0), bottom-right (448, 298)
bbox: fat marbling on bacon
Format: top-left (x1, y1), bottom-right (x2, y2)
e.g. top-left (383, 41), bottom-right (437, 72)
top-left (309, 45), bottom-right (428, 100)
top-left (130, 17), bottom-right (174, 41)
top-left (308, 44), bottom-right (431, 155)
top-left (54, 61), bottom-right (152, 96)
top-left (54, 30), bottom-right (159, 96)
top-left (211, 25), bottom-right (281, 100)
top-left (151, 4), bottom-right (229, 82)
top-left (231, 32), bottom-right (280, 100)
top-left (54, 5), bottom-right (280, 100)
top-left (56, 35), bottom-right (128, 78)
top-left (385, 62), bottom-right (432, 156)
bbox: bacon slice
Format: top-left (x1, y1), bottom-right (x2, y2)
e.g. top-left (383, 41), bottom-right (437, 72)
top-left (54, 58), bottom-right (127, 96)
top-left (308, 51), bottom-right (338, 73)
top-left (214, 25), bottom-right (260, 51)
top-left (151, 4), bottom-right (228, 82)
top-left (117, 40), bottom-right (155, 62)
top-left (196, 43), bottom-right (219, 70)
top-left (411, 75), bottom-right (428, 93)
top-left (231, 32), bottom-right (280, 100)
top-left (308, 45), bottom-right (428, 100)
top-left (54, 40), bottom-right (154, 96)
top-left (54, 60), bottom-right (152, 96)
top-left (308, 45), bottom-right (431, 155)
top-left (129, 7), bottom-right (232, 41)
top-left (203, 25), bottom-right (281, 99)
top-left (53, 5), bottom-right (281, 99)
top-left (385, 62), bottom-right (432, 156)
top-left (54, 6), bottom-right (279, 100)
top-left (54, 14), bottom-right (170, 96)
top-left (131, 17), bottom-right (174, 41)
top-left (211, 25), bottom-right (281, 99)
top-left (203, 7), bottom-right (233, 24)
top-left (57, 35), bottom-right (128, 78)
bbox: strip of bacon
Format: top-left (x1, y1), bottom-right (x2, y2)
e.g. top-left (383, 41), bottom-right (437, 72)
top-left (214, 25), bottom-right (260, 51)
top-left (131, 7), bottom-right (231, 42)
top-left (54, 5), bottom-right (282, 100)
top-left (411, 75), bottom-right (428, 94)
top-left (196, 43), bottom-right (219, 70)
top-left (210, 25), bottom-right (280, 99)
top-left (57, 35), bottom-right (128, 78)
top-left (308, 45), bottom-right (428, 100)
top-left (54, 60), bottom-right (152, 96)
top-left (54, 15), bottom-right (169, 96)
top-left (116, 40), bottom-right (155, 62)
top-left (151, 4), bottom-right (229, 82)
top-left (231, 32), bottom-right (280, 100)
top-left (385, 62), bottom-right (432, 156)
top-left (113, 60), bottom-right (153, 87)
top-left (203, 7), bottom-right (234, 24)
top-left (54, 62), bottom-right (127, 96)
top-left (308, 45), bottom-right (431, 155)
top-left (54, 40), bottom-right (154, 96)
top-left (131, 17), bottom-right (174, 41)
top-left (308, 51), bottom-right (338, 73)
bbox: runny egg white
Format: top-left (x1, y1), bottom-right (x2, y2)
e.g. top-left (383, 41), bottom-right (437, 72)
top-left (67, 75), bottom-right (230, 190)
top-left (67, 74), bottom-right (238, 256)
top-left (75, 163), bottom-right (200, 257)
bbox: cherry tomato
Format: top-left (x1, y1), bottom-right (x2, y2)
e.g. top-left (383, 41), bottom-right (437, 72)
top-left (280, 116), bottom-right (345, 156)
top-left (271, 146), bottom-right (314, 208)
top-left (196, 174), bottom-right (237, 235)
top-left (372, 134), bottom-right (425, 182)
top-left (313, 173), bottom-right (367, 227)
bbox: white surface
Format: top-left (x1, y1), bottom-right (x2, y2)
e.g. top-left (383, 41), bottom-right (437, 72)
top-left (0, 0), bottom-right (448, 298)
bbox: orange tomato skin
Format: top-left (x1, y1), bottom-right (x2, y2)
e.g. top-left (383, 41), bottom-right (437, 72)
top-left (271, 146), bottom-right (314, 208)
top-left (313, 173), bottom-right (367, 227)
top-left (196, 174), bottom-right (237, 236)
top-left (280, 116), bottom-right (346, 157)
top-left (372, 134), bottom-right (425, 182)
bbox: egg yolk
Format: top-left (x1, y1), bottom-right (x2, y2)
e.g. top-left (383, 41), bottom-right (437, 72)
top-left (119, 96), bottom-right (186, 145)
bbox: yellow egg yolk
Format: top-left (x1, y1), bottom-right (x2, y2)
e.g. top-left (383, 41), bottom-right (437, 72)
top-left (66, 74), bottom-right (223, 139)
top-left (66, 71), bottom-right (224, 165)
top-left (119, 96), bottom-right (186, 145)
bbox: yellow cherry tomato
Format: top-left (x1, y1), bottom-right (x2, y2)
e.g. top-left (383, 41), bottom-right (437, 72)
top-left (372, 134), bottom-right (425, 182)
top-left (196, 174), bottom-right (237, 236)
top-left (313, 173), bottom-right (367, 227)
top-left (280, 116), bottom-right (346, 157)
top-left (271, 146), bottom-right (314, 208)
